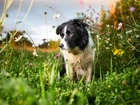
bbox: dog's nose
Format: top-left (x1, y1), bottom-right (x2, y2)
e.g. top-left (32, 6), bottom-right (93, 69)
top-left (59, 43), bottom-right (64, 48)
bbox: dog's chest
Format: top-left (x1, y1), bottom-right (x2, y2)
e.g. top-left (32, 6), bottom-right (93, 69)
top-left (62, 45), bottom-right (94, 71)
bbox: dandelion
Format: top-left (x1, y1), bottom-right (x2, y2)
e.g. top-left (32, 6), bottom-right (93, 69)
top-left (112, 48), bottom-right (124, 56)
top-left (15, 36), bottom-right (22, 42)
top-left (33, 49), bottom-right (38, 56)
top-left (52, 13), bottom-right (60, 19)
top-left (29, 63), bottom-right (33, 67)
top-left (117, 22), bottom-right (122, 30)
top-left (55, 53), bottom-right (60, 59)
top-left (129, 7), bottom-right (135, 12)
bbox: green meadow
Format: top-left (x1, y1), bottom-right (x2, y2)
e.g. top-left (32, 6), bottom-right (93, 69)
top-left (0, 0), bottom-right (140, 105)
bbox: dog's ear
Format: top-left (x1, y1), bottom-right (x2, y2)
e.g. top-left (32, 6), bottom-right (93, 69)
top-left (72, 19), bottom-right (88, 27)
top-left (56, 25), bottom-right (63, 35)
top-left (56, 25), bottom-right (61, 35)
top-left (56, 22), bottom-right (68, 35)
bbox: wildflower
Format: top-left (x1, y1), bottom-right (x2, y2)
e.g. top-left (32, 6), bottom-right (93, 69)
top-left (43, 63), bottom-right (49, 71)
top-left (129, 7), bottom-right (135, 12)
top-left (95, 17), bottom-right (98, 21)
top-left (23, 30), bottom-right (25, 33)
top-left (101, 32), bottom-right (105, 34)
top-left (32, 45), bottom-right (35, 48)
top-left (122, 80), bottom-right (127, 85)
top-left (136, 35), bottom-right (139, 38)
top-left (29, 63), bottom-right (33, 67)
top-left (96, 35), bottom-right (99, 39)
top-left (6, 14), bottom-right (8, 17)
top-left (106, 47), bottom-right (110, 50)
top-left (52, 26), bottom-right (55, 28)
top-left (15, 36), bottom-right (22, 42)
top-left (55, 53), bottom-right (60, 59)
top-left (108, 85), bottom-right (111, 88)
top-left (44, 12), bottom-right (47, 15)
top-left (16, 20), bottom-right (22, 24)
top-left (79, 0), bottom-right (84, 6)
top-left (112, 49), bottom-right (124, 56)
top-left (106, 24), bottom-right (110, 28)
top-left (33, 49), bottom-right (38, 56)
top-left (117, 22), bottom-right (122, 30)
top-left (42, 38), bottom-right (46, 42)
top-left (38, 44), bottom-right (41, 47)
top-left (126, 30), bottom-right (132, 34)
top-left (52, 13), bottom-right (60, 19)
top-left (105, 38), bottom-right (110, 44)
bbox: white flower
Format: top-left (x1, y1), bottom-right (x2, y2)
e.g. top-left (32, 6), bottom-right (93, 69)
top-left (32, 45), bottom-right (35, 48)
top-left (52, 13), bottom-right (60, 19)
top-left (126, 30), bottom-right (132, 34)
top-left (96, 35), bottom-right (99, 39)
top-left (33, 49), bottom-right (38, 56)
top-left (136, 35), bottom-right (139, 38)
top-left (15, 36), bottom-right (22, 42)
top-left (106, 25), bottom-right (110, 28)
top-left (106, 47), bottom-right (110, 50)
top-left (117, 22), bottom-right (122, 30)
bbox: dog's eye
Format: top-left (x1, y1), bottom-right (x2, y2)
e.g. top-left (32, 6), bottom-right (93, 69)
top-left (60, 33), bottom-right (64, 38)
top-left (66, 30), bottom-right (70, 35)
top-left (66, 30), bottom-right (73, 37)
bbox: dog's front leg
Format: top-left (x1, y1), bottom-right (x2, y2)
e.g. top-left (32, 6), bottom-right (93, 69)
top-left (86, 63), bottom-right (93, 81)
top-left (65, 63), bottom-right (75, 80)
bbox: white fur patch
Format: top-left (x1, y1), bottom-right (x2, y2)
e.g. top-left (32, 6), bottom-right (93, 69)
top-left (60, 25), bottom-right (69, 50)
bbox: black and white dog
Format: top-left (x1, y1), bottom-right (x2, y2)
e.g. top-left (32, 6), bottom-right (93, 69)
top-left (56, 19), bottom-right (95, 81)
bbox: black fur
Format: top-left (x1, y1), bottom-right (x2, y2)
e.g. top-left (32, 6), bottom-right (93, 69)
top-left (60, 57), bottom-right (66, 76)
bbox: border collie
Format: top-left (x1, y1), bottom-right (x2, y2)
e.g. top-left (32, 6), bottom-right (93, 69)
top-left (56, 19), bottom-right (95, 81)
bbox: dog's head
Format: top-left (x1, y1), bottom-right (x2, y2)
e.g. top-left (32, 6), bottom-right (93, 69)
top-left (56, 19), bottom-right (89, 54)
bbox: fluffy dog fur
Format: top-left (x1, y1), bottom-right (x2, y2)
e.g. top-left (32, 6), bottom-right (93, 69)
top-left (56, 19), bottom-right (95, 81)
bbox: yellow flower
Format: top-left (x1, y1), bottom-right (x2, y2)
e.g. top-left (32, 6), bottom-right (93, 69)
top-left (112, 48), bottom-right (124, 56)
top-left (43, 63), bottom-right (49, 71)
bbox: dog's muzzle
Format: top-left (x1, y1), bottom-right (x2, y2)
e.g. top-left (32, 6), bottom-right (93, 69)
top-left (59, 43), bottom-right (64, 49)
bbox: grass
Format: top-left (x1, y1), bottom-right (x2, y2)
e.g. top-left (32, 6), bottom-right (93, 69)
top-left (0, 36), bottom-right (140, 105)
